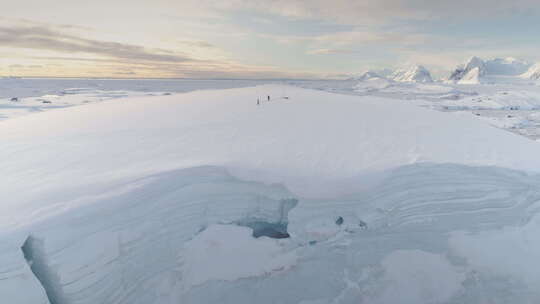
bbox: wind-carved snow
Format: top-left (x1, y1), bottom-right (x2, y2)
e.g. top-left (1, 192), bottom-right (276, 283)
top-left (0, 166), bottom-right (298, 304)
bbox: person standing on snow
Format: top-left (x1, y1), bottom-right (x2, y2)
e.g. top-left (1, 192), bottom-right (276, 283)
top-left (267, 95), bottom-right (270, 101)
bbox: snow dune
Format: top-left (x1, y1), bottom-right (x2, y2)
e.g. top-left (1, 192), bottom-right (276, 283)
top-left (3, 85), bottom-right (540, 303)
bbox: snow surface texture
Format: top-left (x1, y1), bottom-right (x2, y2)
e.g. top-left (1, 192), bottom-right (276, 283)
top-left (1, 166), bottom-right (297, 304)
top-left (3, 84), bottom-right (540, 303)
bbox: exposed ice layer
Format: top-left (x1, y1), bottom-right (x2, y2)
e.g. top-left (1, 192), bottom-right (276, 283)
top-left (289, 163), bottom-right (540, 239)
top-left (0, 166), bottom-right (296, 304)
top-left (0, 239), bottom-right (50, 304)
top-left (21, 236), bottom-right (59, 304)
top-left (237, 198), bottom-right (298, 238)
top-left (360, 163), bottom-right (540, 230)
top-left (184, 164), bottom-right (540, 304)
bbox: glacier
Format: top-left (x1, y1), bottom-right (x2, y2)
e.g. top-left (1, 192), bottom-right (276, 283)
top-left (3, 84), bottom-right (540, 303)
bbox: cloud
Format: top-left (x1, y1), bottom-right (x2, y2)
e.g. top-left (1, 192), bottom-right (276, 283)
top-left (0, 24), bottom-right (317, 78)
top-left (175, 0), bottom-right (540, 25)
top-left (307, 48), bottom-right (353, 55)
top-left (0, 25), bottom-right (194, 63)
top-left (8, 64), bottom-right (43, 69)
top-left (177, 40), bottom-right (215, 48)
top-left (0, 23), bottom-right (331, 78)
top-left (313, 30), bottom-right (428, 46)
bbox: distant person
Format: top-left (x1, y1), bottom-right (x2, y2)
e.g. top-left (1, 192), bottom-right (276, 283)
top-left (257, 98), bottom-right (260, 105)
top-left (267, 95), bottom-right (270, 101)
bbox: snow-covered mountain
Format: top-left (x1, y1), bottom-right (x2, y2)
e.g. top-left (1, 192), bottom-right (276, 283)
top-left (390, 65), bottom-right (433, 83)
top-left (457, 66), bottom-right (483, 84)
top-left (448, 56), bottom-right (486, 84)
top-left (485, 57), bottom-right (531, 75)
top-left (449, 57), bottom-right (532, 84)
top-left (349, 70), bottom-right (382, 81)
top-left (521, 63), bottom-right (540, 80)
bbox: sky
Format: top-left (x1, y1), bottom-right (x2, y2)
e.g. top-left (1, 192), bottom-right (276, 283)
top-left (1, 0), bottom-right (539, 79)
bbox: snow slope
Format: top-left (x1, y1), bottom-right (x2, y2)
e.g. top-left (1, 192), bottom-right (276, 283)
top-left (3, 84), bottom-right (540, 205)
top-left (3, 85), bottom-right (540, 303)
